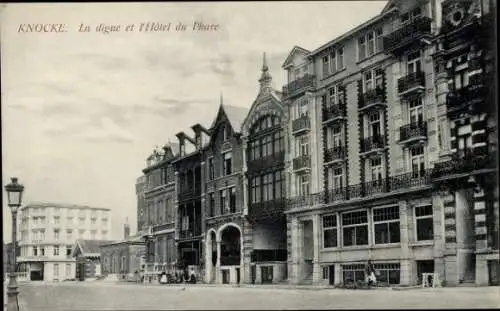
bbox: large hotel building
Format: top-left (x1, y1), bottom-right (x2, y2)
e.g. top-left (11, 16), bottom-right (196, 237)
top-left (137, 0), bottom-right (497, 286)
top-left (16, 203), bottom-right (112, 281)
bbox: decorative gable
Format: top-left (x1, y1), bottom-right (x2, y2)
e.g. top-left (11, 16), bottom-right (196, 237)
top-left (282, 46), bottom-right (310, 69)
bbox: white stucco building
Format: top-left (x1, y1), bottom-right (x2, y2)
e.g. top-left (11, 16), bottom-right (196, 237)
top-left (16, 202), bottom-right (112, 281)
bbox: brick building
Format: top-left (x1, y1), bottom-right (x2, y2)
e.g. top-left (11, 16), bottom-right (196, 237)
top-left (73, 239), bottom-right (115, 281)
top-left (203, 102), bottom-right (249, 284)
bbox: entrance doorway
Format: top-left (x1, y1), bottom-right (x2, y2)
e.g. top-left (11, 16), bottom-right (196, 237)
top-left (261, 266), bottom-right (273, 284)
top-left (417, 260), bottom-right (434, 285)
top-left (328, 265), bottom-right (335, 285)
top-left (236, 268), bottom-right (241, 284)
top-left (222, 270), bottom-right (230, 284)
top-left (251, 265), bottom-right (256, 284)
top-left (77, 262), bottom-right (86, 281)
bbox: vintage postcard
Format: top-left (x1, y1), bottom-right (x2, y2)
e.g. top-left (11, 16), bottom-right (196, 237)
top-left (1, 1), bottom-right (498, 310)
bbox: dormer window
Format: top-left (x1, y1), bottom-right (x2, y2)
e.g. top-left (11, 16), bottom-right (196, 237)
top-left (223, 124), bottom-right (231, 141)
top-left (401, 7), bottom-right (422, 25)
top-left (195, 135), bottom-right (202, 148)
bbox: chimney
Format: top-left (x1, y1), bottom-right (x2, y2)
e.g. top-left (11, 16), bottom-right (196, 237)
top-left (124, 218), bottom-right (130, 239)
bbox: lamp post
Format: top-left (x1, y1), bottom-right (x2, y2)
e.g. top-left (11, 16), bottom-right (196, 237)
top-left (5, 177), bottom-right (24, 311)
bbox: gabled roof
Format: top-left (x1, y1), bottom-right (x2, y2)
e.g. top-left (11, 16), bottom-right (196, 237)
top-left (381, 0), bottom-right (397, 14)
top-left (73, 239), bottom-right (116, 257)
top-left (100, 234), bottom-right (145, 247)
top-left (209, 103), bottom-right (249, 134)
top-left (282, 45), bottom-right (310, 69)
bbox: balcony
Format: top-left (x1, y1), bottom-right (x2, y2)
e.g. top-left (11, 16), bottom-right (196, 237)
top-left (291, 115), bottom-right (311, 135)
top-left (284, 170), bottom-right (432, 210)
top-left (287, 192), bottom-right (325, 210)
top-left (178, 184), bottom-right (201, 202)
top-left (431, 148), bottom-right (496, 180)
top-left (247, 151), bottom-right (285, 172)
top-left (152, 222), bottom-right (174, 233)
top-left (322, 103), bottom-right (346, 124)
top-left (282, 74), bottom-right (316, 98)
top-left (360, 135), bottom-right (386, 155)
top-left (399, 121), bottom-right (428, 144)
top-left (248, 199), bottom-right (286, 222)
top-left (292, 155), bottom-right (311, 172)
top-left (250, 249), bottom-right (287, 262)
top-left (398, 71), bottom-right (426, 95)
top-left (446, 84), bottom-right (486, 119)
top-left (383, 16), bottom-right (432, 54)
top-left (179, 227), bottom-right (201, 240)
top-left (324, 146), bottom-right (347, 164)
top-left (359, 87), bottom-right (386, 111)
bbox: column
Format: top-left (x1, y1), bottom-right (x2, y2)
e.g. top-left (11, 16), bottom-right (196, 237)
top-left (242, 137), bottom-right (249, 216)
top-left (312, 214), bottom-right (321, 285)
top-left (399, 200), bottom-right (412, 285)
top-left (474, 186), bottom-right (488, 250)
top-left (455, 189), bottom-right (475, 283)
top-left (216, 241), bottom-right (221, 284)
top-left (289, 217), bottom-right (299, 284)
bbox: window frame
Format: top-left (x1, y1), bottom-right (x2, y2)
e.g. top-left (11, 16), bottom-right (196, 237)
top-left (322, 214), bottom-right (338, 248)
top-left (341, 210), bottom-right (369, 247)
top-left (372, 206), bottom-right (401, 245)
top-left (415, 204), bottom-right (434, 241)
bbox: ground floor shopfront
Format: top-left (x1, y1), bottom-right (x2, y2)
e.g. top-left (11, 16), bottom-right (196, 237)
top-left (285, 188), bottom-right (499, 286)
top-left (16, 260), bottom-right (76, 281)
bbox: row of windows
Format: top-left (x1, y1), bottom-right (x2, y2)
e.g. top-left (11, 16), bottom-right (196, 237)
top-left (250, 171), bottom-right (286, 203)
top-left (143, 198), bottom-right (175, 225)
top-left (248, 132), bottom-right (285, 161)
top-left (208, 151), bottom-right (232, 179)
top-left (322, 205), bottom-right (433, 248)
top-left (28, 216), bottom-right (108, 225)
top-left (52, 263), bottom-right (72, 278)
top-left (207, 187), bottom-right (237, 217)
top-left (29, 245), bottom-right (73, 257)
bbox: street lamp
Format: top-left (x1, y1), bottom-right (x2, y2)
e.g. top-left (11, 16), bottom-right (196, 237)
top-left (5, 177), bottom-right (24, 311)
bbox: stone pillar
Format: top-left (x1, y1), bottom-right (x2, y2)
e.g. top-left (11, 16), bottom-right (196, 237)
top-left (216, 241), bottom-right (221, 284)
top-left (399, 200), bottom-right (412, 285)
top-left (475, 257), bottom-right (489, 286)
top-left (242, 137), bottom-right (249, 216)
top-left (432, 194), bottom-right (446, 286)
top-left (334, 264), bottom-right (342, 285)
top-left (297, 221), bottom-right (304, 282)
top-left (289, 217), bottom-right (299, 285)
top-left (473, 186), bottom-right (488, 251)
top-left (242, 219), bottom-right (253, 284)
top-left (312, 214), bottom-right (321, 285)
top-left (455, 189), bottom-right (475, 283)
top-left (205, 236), bottom-right (212, 283)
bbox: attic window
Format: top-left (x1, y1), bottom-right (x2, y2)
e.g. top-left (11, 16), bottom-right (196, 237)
top-left (223, 124), bottom-right (231, 141)
top-left (196, 135), bottom-right (202, 148)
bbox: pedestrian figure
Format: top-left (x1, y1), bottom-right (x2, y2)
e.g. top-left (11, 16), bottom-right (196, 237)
top-left (365, 260), bottom-right (377, 286)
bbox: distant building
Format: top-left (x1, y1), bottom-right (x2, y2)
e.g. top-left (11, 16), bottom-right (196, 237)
top-left (17, 202), bottom-right (112, 281)
top-left (72, 239), bottom-right (115, 281)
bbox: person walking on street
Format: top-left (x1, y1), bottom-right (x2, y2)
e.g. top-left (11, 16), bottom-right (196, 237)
top-left (365, 260), bottom-right (377, 287)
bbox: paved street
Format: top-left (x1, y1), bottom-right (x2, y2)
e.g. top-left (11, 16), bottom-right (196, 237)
top-left (14, 282), bottom-right (500, 310)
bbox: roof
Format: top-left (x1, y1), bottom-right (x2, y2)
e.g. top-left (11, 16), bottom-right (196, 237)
top-left (21, 202), bottom-right (110, 211)
top-left (100, 234), bottom-right (145, 247)
top-left (221, 104), bottom-right (249, 133)
top-left (74, 239), bottom-right (117, 256)
top-left (282, 45), bottom-right (311, 68)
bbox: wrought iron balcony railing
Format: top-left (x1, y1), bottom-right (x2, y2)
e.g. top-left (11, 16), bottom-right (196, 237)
top-left (360, 135), bottom-right (386, 153)
top-left (383, 16), bottom-right (432, 54)
top-left (249, 198), bottom-right (286, 220)
top-left (292, 155), bottom-right (311, 171)
top-left (322, 102), bottom-right (346, 122)
top-left (398, 71), bottom-right (426, 94)
top-left (324, 146), bottom-right (347, 163)
top-left (400, 121), bottom-right (428, 142)
top-left (282, 74), bottom-right (316, 98)
top-left (431, 148), bottom-right (495, 179)
top-left (250, 249), bottom-right (287, 262)
top-left (179, 227), bottom-right (202, 240)
top-left (291, 115), bottom-right (311, 134)
top-left (247, 151), bottom-right (285, 172)
top-left (359, 87), bottom-right (385, 110)
top-left (285, 170), bottom-right (432, 210)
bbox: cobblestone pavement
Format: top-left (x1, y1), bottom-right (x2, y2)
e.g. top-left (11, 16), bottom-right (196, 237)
top-left (16, 282), bottom-right (500, 310)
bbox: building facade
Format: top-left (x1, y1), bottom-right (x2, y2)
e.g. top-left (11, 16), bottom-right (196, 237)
top-left (141, 144), bottom-right (179, 275)
top-left (172, 126), bottom-right (209, 279)
top-left (72, 239), bottom-right (115, 281)
top-left (17, 203), bottom-right (111, 281)
top-left (240, 55), bottom-right (289, 284)
top-left (283, 0), bottom-right (497, 287)
top-left (203, 103), bottom-right (249, 284)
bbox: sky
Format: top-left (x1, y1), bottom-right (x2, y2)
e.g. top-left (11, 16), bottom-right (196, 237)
top-left (1, 1), bottom-right (387, 242)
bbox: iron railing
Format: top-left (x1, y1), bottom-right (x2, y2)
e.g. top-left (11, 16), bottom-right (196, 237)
top-left (359, 87), bottom-right (385, 109)
top-left (282, 74), bottom-right (316, 98)
top-left (431, 149), bottom-right (495, 179)
top-left (360, 135), bottom-right (386, 153)
top-left (322, 102), bottom-right (346, 122)
top-left (292, 115), bottom-right (311, 133)
top-left (250, 249), bottom-right (287, 262)
top-left (398, 71), bottom-right (426, 94)
top-left (383, 16), bottom-right (432, 53)
top-left (292, 155), bottom-right (311, 171)
top-left (325, 146), bottom-right (347, 163)
top-left (400, 121), bottom-right (428, 142)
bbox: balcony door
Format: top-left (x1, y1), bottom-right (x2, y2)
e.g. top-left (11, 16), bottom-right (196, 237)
top-left (410, 146), bottom-right (425, 178)
top-left (368, 111), bottom-right (381, 138)
top-left (409, 97), bottom-right (424, 124)
top-left (370, 157), bottom-right (383, 185)
top-left (407, 51), bottom-right (421, 75)
top-left (297, 135), bottom-right (309, 157)
top-left (328, 125), bottom-right (343, 149)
